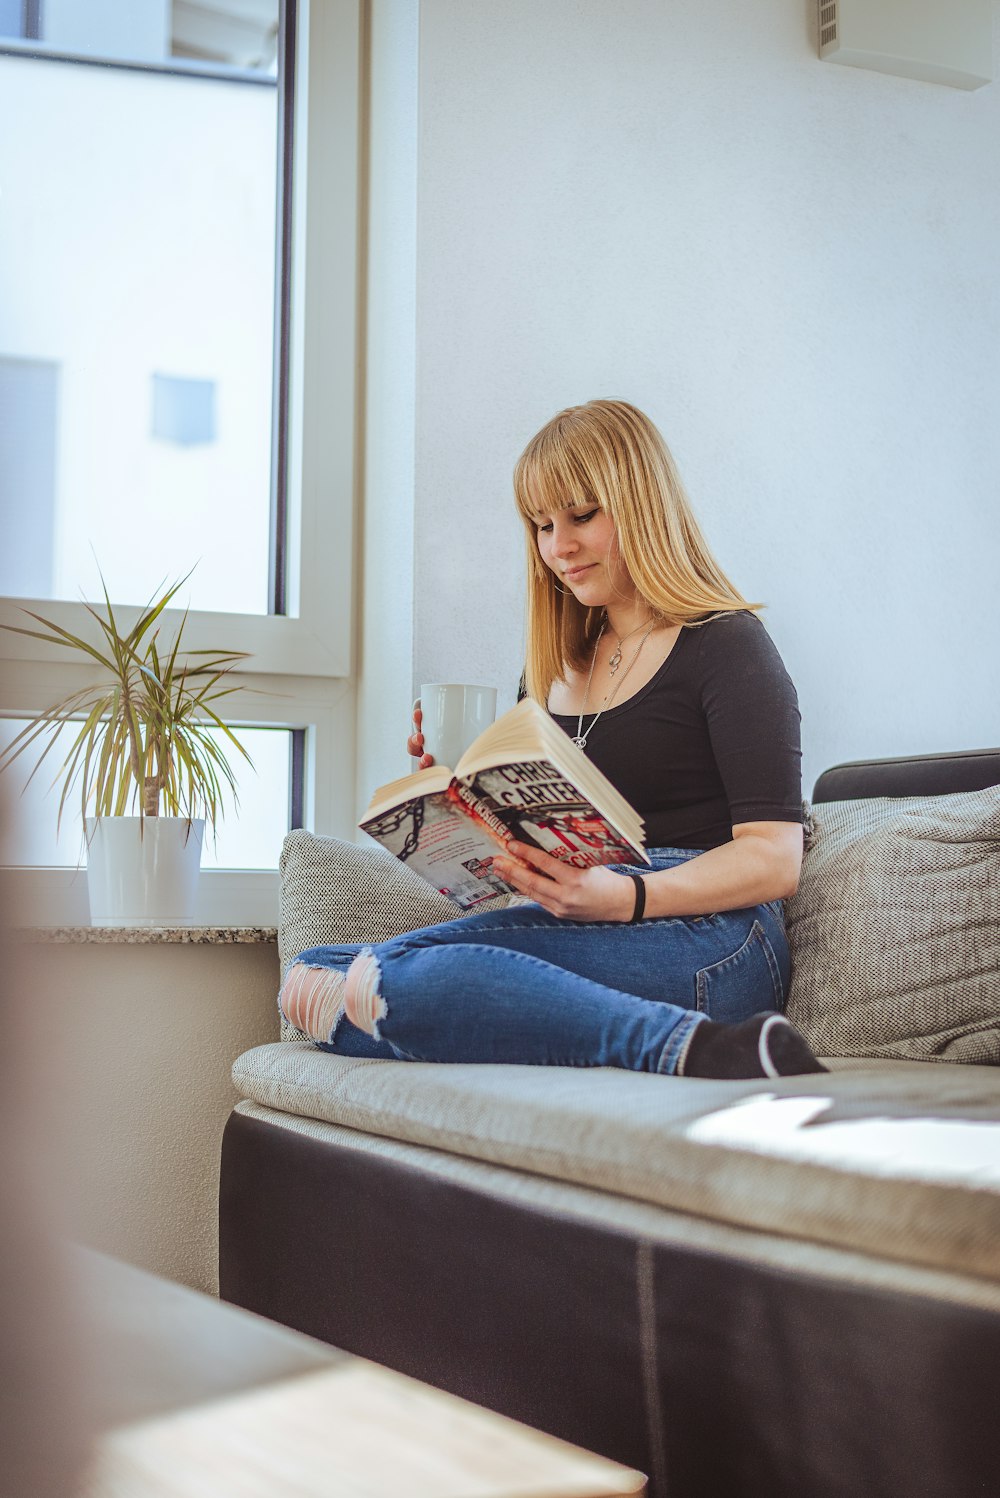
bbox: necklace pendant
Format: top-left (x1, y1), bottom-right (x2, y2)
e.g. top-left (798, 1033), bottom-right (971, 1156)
top-left (572, 735), bottom-right (588, 750)
top-left (608, 647), bottom-right (622, 675)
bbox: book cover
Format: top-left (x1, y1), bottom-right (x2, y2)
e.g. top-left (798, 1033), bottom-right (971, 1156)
top-left (361, 789), bottom-right (512, 909)
top-left (458, 761), bottom-right (644, 868)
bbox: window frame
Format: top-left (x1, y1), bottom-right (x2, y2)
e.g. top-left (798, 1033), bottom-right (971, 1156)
top-left (0, 0), bottom-right (366, 917)
top-left (0, 0), bottom-right (361, 678)
top-left (0, 40), bottom-right (280, 86)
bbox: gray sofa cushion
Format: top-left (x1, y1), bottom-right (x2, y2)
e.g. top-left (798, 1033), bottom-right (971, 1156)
top-left (785, 789), bottom-right (1000, 1064)
top-left (232, 1044), bottom-right (1000, 1286)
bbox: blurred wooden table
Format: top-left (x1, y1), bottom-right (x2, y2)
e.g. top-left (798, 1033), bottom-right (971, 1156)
top-left (77, 1251), bottom-right (646, 1498)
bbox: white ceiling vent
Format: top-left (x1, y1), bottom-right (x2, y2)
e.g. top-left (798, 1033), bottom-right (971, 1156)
top-left (819, 0), bottom-right (993, 90)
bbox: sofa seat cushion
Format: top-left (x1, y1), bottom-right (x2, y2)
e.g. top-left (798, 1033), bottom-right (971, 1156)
top-left (232, 1045), bottom-right (1000, 1285)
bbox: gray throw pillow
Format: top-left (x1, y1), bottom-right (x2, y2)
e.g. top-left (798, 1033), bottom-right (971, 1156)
top-left (785, 788), bottom-right (1000, 1064)
top-left (277, 830), bottom-right (520, 1040)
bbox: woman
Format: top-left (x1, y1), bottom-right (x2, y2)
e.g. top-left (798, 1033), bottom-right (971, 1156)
top-left (280, 399), bottom-right (824, 1079)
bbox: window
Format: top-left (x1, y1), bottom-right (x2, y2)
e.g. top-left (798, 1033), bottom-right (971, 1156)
top-left (1, 2), bottom-right (278, 73)
top-left (0, 0), bottom-right (39, 43)
top-left (0, 0), bottom-right (365, 921)
top-left (0, 356), bottom-right (59, 598)
top-left (1, 7), bottom-right (280, 615)
top-left (152, 374), bottom-right (218, 448)
top-left (0, 720), bottom-right (301, 870)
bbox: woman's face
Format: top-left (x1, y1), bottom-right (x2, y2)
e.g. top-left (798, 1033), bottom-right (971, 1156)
top-left (533, 502), bottom-right (637, 609)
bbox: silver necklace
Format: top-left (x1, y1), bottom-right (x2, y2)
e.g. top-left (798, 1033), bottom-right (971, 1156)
top-left (607, 619), bottom-right (651, 676)
top-left (573, 620), bottom-right (655, 750)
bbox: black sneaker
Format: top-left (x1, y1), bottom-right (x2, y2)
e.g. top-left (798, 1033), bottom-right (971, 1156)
top-left (682, 1012), bottom-right (827, 1080)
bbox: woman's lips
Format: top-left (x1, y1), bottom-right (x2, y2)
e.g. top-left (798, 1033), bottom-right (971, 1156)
top-left (563, 564), bottom-right (595, 581)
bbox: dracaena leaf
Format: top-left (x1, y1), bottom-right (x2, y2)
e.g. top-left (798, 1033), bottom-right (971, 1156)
top-left (2, 568), bottom-right (251, 833)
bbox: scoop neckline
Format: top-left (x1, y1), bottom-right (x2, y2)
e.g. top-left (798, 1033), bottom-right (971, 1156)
top-left (549, 620), bottom-right (694, 726)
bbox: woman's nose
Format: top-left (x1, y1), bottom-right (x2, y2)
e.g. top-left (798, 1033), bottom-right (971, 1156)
top-left (550, 525), bottom-right (577, 557)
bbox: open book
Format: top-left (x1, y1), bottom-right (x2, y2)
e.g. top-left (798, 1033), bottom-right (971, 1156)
top-left (360, 697), bottom-right (648, 909)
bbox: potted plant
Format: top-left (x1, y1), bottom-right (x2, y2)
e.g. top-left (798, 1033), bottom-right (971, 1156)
top-left (0, 575), bottom-right (252, 926)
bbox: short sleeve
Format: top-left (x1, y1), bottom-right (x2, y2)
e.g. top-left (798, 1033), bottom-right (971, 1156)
top-left (697, 613), bottom-right (803, 827)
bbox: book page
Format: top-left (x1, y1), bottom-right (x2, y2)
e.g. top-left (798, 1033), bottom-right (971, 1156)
top-left (360, 790), bottom-right (513, 909)
top-left (363, 764), bottom-right (454, 822)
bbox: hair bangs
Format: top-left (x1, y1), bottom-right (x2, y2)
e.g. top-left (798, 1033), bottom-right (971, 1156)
top-left (513, 418), bottom-right (606, 525)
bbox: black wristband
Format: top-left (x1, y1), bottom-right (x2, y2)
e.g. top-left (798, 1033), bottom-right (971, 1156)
top-left (627, 873), bottom-right (646, 923)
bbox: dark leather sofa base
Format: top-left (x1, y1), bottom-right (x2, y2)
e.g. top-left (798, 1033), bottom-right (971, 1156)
top-left (219, 1110), bottom-right (1000, 1498)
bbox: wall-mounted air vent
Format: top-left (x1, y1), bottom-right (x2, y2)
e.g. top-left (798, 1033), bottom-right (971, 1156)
top-left (818, 0), bottom-right (992, 91)
top-left (819, 1), bottom-right (837, 49)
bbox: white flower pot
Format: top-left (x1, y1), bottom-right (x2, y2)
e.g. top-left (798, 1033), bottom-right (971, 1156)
top-left (85, 817), bottom-right (205, 927)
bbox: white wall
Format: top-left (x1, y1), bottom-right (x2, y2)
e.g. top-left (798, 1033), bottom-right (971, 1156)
top-left (22, 939), bottom-right (280, 1294)
top-left (399, 0), bottom-right (1000, 797)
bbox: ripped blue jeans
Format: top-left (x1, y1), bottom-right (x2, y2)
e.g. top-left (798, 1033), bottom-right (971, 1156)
top-left (288, 848), bottom-right (790, 1076)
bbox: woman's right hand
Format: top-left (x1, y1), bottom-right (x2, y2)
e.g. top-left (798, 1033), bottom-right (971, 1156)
top-left (407, 702), bottom-right (435, 769)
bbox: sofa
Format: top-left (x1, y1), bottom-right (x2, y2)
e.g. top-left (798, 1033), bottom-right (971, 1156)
top-left (219, 747), bottom-right (1000, 1498)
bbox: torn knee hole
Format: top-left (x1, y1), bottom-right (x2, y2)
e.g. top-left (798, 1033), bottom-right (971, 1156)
top-left (344, 950), bottom-right (386, 1037)
top-left (279, 962), bottom-right (346, 1040)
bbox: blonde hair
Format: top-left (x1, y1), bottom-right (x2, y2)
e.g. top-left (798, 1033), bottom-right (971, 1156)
top-left (513, 399), bottom-right (760, 705)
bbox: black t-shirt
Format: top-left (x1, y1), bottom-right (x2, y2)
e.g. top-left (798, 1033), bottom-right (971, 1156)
top-left (546, 612), bottom-right (803, 851)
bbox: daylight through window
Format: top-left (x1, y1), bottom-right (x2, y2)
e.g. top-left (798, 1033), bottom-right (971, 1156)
top-left (0, 1), bottom-right (282, 615)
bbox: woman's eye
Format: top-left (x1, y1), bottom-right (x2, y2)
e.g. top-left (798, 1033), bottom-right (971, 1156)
top-left (536, 507), bottom-right (595, 535)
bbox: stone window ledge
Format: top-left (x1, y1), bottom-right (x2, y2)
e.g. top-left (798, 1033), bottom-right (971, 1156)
top-left (13, 926), bottom-right (278, 945)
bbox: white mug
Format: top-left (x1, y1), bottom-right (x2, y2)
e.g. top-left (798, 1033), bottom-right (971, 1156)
top-left (419, 683), bottom-right (498, 769)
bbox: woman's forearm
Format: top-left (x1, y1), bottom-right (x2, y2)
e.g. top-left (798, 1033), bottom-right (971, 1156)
top-left (641, 824), bottom-right (803, 919)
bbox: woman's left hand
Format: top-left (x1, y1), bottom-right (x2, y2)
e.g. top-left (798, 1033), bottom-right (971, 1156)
top-left (492, 841), bottom-right (637, 923)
